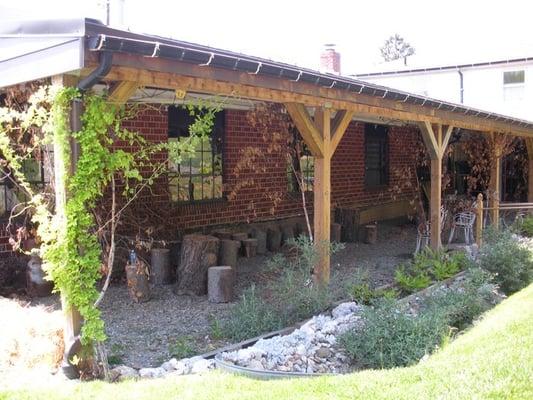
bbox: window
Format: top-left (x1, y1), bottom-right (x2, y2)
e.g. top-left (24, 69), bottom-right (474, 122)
top-left (167, 105), bottom-right (225, 202)
top-left (287, 129), bottom-right (314, 193)
top-left (503, 70), bottom-right (525, 102)
top-left (364, 124), bottom-right (389, 187)
top-left (1, 148), bottom-right (51, 218)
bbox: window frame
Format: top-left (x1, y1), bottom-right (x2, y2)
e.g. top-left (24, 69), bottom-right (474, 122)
top-left (364, 123), bottom-right (389, 189)
top-left (167, 105), bottom-right (225, 204)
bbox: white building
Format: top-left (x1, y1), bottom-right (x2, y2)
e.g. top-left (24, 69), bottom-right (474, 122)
top-left (355, 57), bottom-right (533, 121)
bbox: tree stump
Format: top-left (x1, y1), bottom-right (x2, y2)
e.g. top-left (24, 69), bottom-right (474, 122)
top-left (212, 230), bottom-right (233, 240)
top-left (126, 260), bottom-right (151, 303)
top-left (267, 228), bottom-right (282, 252)
top-left (365, 224), bottom-right (378, 244)
top-left (151, 248), bottom-right (173, 285)
top-left (335, 207), bottom-right (360, 242)
top-left (281, 224), bottom-right (295, 245)
top-left (331, 223), bottom-right (342, 243)
top-left (242, 238), bottom-right (258, 258)
top-left (208, 266), bottom-right (234, 303)
top-left (176, 234), bottom-right (220, 296)
top-left (251, 228), bottom-right (267, 255)
top-left (219, 239), bottom-right (240, 268)
top-left (231, 232), bottom-right (248, 242)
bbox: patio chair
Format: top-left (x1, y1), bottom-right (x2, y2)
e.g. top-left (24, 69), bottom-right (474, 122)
top-left (447, 210), bottom-right (476, 245)
top-left (415, 206), bottom-right (447, 254)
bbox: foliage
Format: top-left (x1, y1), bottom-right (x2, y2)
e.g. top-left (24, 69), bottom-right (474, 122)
top-left (340, 298), bottom-right (450, 369)
top-left (395, 249), bottom-right (468, 293)
top-left (516, 214), bottom-right (533, 237)
top-left (168, 336), bottom-right (197, 360)
top-left (346, 270), bottom-right (398, 305)
top-left (380, 34), bottom-right (415, 63)
top-left (478, 229), bottom-right (533, 295)
top-left (218, 237), bottom-right (343, 341)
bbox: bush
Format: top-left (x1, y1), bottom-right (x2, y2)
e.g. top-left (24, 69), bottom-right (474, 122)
top-left (516, 215), bottom-right (533, 237)
top-left (340, 299), bottom-right (450, 369)
top-left (217, 237), bottom-right (342, 341)
top-left (478, 229), bottom-right (533, 295)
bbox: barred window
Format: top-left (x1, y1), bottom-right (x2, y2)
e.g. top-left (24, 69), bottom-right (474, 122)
top-left (167, 105), bottom-right (224, 202)
top-left (1, 148), bottom-right (52, 218)
top-left (364, 123), bottom-right (389, 187)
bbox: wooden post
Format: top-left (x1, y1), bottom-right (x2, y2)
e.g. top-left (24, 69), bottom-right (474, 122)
top-left (285, 104), bottom-right (353, 284)
top-left (489, 133), bottom-right (503, 229)
top-left (526, 139), bottom-right (533, 212)
top-left (476, 193), bottom-right (484, 247)
top-left (313, 107), bottom-right (332, 284)
top-left (51, 75), bottom-right (83, 378)
top-left (418, 122), bottom-right (453, 250)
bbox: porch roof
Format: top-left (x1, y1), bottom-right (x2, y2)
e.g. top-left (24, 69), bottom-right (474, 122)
top-left (2, 18), bottom-right (533, 136)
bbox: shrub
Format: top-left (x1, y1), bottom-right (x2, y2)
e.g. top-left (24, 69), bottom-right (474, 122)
top-left (219, 237), bottom-right (343, 341)
top-left (340, 299), bottom-right (450, 369)
top-left (478, 229), bottom-right (533, 295)
top-left (168, 336), bottom-right (197, 359)
top-left (516, 215), bottom-right (533, 237)
top-left (346, 270), bottom-right (399, 304)
top-left (394, 265), bottom-right (432, 293)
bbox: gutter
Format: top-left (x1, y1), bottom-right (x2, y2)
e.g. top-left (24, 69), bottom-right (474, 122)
top-left (458, 70), bottom-right (464, 104)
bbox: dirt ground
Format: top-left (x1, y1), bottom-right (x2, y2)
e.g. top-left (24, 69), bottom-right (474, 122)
top-left (3, 222), bottom-right (416, 370)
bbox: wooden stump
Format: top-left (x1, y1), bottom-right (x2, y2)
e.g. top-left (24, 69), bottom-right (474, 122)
top-left (267, 228), bottom-right (282, 252)
top-left (208, 266), bottom-right (234, 303)
top-left (331, 223), bottom-right (342, 243)
top-left (364, 224), bottom-right (378, 244)
top-left (219, 239), bottom-right (240, 268)
top-left (231, 232), bottom-right (249, 242)
top-left (151, 248), bottom-right (173, 285)
top-left (212, 230), bottom-right (233, 240)
top-left (242, 238), bottom-right (258, 258)
top-left (176, 234), bottom-right (220, 296)
top-left (251, 228), bottom-right (267, 255)
top-left (335, 207), bottom-right (360, 242)
top-left (281, 224), bottom-right (295, 245)
top-left (126, 260), bottom-right (151, 302)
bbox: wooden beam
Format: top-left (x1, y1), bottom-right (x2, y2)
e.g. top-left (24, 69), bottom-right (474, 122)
top-left (313, 107), bottom-right (332, 284)
top-left (330, 110), bottom-right (354, 154)
top-left (430, 156), bottom-right (442, 249)
top-left (417, 121), bottom-right (439, 159)
top-left (489, 132), bottom-right (503, 228)
top-left (284, 103), bottom-right (324, 157)
top-left (526, 138), bottom-right (533, 207)
top-left (81, 57), bottom-right (533, 137)
top-left (441, 125), bottom-right (454, 157)
top-left (107, 80), bottom-right (139, 104)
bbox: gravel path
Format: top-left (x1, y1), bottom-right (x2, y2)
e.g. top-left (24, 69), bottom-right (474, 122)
top-left (30, 222), bottom-right (416, 368)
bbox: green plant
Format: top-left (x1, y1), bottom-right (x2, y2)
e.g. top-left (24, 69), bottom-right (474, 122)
top-left (375, 287), bottom-right (399, 300)
top-left (168, 336), bottom-right (197, 360)
top-left (478, 229), bottom-right (533, 295)
top-left (517, 215), bottom-right (533, 237)
top-left (208, 316), bottom-right (224, 340)
top-left (340, 298), bottom-right (450, 369)
top-left (394, 265), bottom-right (432, 293)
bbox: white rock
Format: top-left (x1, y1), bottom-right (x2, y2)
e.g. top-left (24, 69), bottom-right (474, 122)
top-left (139, 367), bottom-right (165, 379)
top-left (161, 358), bottom-right (179, 371)
top-left (248, 359), bottom-right (264, 370)
top-left (332, 302), bottom-right (361, 319)
top-left (190, 358), bottom-right (214, 374)
top-left (111, 365), bottom-right (138, 381)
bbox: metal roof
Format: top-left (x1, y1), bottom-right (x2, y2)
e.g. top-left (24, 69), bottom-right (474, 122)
top-left (2, 18), bottom-right (533, 130)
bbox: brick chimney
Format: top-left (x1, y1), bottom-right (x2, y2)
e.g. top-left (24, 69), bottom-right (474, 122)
top-left (320, 44), bottom-right (341, 75)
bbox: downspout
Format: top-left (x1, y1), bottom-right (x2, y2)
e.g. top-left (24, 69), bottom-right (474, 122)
top-left (458, 69), bottom-right (464, 104)
top-left (61, 50), bottom-right (113, 379)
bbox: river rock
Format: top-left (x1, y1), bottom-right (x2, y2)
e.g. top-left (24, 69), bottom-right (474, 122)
top-left (139, 367), bottom-right (166, 379)
top-left (111, 365), bottom-right (139, 381)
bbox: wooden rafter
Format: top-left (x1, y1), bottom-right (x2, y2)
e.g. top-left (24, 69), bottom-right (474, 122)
top-left (284, 103), bottom-right (324, 157)
top-left (108, 80), bottom-right (139, 104)
top-left (331, 110), bottom-right (354, 154)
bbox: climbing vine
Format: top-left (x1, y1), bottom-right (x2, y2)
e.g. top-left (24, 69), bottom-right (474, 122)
top-left (1, 85), bottom-right (219, 346)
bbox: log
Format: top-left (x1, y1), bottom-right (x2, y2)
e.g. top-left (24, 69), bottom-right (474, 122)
top-left (176, 234), bottom-right (220, 296)
top-left (364, 224), bottom-right (378, 244)
top-left (331, 223), bottom-right (342, 243)
top-left (219, 239), bottom-right (240, 268)
top-left (125, 260), bottom-right (151, 303)
top-left (242, 238), bottom-right (258, 258)
top-left (150, 248), bottom-right (173, 285)
top-left (251, 228), bottom-right (267, 255)
top-left (212, 230), bottom-right (233, 240)
top-left (267, 228), bottom-right (282, 252)
top-left (231, 232), bottom-right (249, 242)
top-left (208, 266), bottom-right (234, 303)
top-left (335, 207), bottom-right (360, 242)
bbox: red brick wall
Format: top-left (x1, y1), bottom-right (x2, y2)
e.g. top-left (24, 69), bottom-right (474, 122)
top-left (0, 106), bottom-right (419, 254)
top-left (120, 105), bottom-right (418, 235)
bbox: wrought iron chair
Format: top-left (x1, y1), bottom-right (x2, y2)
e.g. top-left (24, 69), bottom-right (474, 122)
top-left (448, 206), bottom-right (477, 245)
top-left (415, 206), bottom-right (447, 254)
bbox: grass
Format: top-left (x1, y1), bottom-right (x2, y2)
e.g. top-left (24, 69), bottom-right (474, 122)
top-left (3, 284), bottom-right (533, 400)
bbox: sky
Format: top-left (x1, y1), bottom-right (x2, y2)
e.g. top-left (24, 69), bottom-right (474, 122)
top-left (2, 0), bottom-right (533, 75)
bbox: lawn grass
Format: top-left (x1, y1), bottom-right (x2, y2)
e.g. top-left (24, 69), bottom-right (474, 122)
top-left (3, 283), bottom-right (533, 400)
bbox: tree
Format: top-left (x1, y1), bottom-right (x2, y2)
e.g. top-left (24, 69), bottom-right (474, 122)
top-left (380, 34), bottom-right (416, 64)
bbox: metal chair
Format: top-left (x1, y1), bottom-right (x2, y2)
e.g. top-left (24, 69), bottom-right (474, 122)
top-left (448, 211), bottom-right (476, 245)
top-left (415, 206), bottom-right (447, 254)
